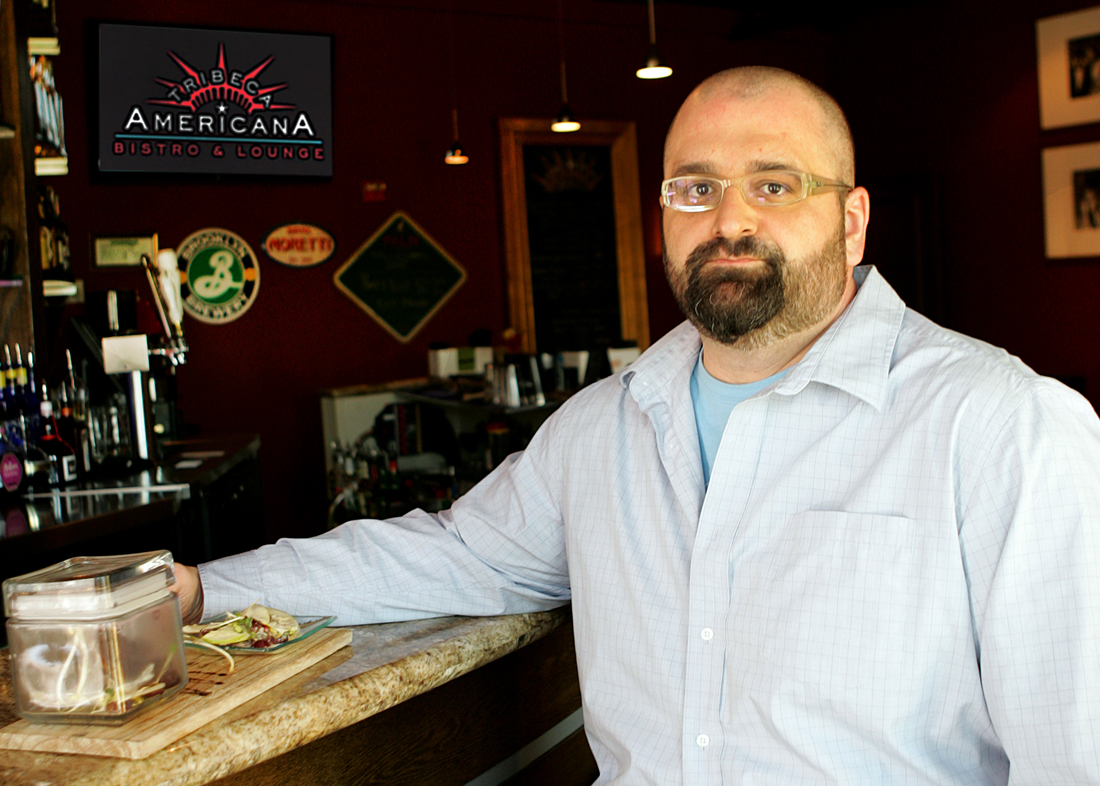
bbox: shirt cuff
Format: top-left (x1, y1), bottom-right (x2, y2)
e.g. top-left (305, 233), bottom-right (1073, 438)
top-left (198, 550), bottom-right (267, 619)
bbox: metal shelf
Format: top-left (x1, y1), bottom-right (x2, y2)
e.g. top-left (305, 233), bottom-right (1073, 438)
top-left (34, 155), bottom-right (67, 176)
top-left (27, 36), bottom-right (58, 56)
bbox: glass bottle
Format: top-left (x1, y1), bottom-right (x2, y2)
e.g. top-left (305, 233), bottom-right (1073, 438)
top-left (49, 189), bottom-right (71, 280)
top-left (56, 381), bottom-right (89, 478)
top-left (35, 390), bottom-right (76, 486)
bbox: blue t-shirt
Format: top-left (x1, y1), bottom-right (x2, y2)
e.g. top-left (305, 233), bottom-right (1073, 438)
top-left (690, 352), bottom-right (788, 486)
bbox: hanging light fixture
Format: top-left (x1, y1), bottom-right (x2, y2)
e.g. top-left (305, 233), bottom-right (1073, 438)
top-left (636, 0), bottom-right (672, 79)
top-left (445, 108), bottom-right (468, 164)
top-left (552, 60), bottom-right (580, 132)
top-left (551, 0), bottom-right (580, 132)
top-left (443, 1), bottom-right (469, 164)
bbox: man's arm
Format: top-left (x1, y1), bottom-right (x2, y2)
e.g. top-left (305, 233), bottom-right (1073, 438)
top-left (181, 401), bottom-right (575, 626)
top-left (961, 379), bottom-right (1100, 781)
top-left (169, 563), bottom-right (204, 625)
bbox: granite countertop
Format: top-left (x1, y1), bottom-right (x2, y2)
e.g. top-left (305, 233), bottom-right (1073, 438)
top-left (0, 607), bottom-right (570, 786)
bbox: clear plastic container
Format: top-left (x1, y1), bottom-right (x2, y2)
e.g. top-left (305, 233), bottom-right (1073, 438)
top-left (2, 550), bottom-right (188, 725)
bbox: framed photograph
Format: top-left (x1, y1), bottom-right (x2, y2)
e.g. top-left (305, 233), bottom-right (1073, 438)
top-left (96, 23), bottom-right (332, 178)
top-left (1037, 6), bottom-right (1100, 128)
top-left (1042, 142), bottom-right (1100, 258)
top-left (94, 235), bottom-right (159, 267)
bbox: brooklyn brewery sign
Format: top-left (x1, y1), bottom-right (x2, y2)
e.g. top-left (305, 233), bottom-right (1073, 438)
top-left (98, 24), bottom-right (332, 176)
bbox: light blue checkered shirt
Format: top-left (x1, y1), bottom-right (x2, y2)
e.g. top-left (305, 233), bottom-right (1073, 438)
top-left (202, 266), bottom-right (1100, 784)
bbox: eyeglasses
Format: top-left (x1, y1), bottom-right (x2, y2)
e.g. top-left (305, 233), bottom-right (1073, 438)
top-left (661, 170), bottom-right (852, 212)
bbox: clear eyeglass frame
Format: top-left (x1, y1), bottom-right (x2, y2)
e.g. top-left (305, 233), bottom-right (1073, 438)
top-left (661, 170), bottom-right (853, 212)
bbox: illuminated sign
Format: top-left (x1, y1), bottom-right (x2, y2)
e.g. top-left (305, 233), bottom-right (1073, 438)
top-left (97, 23), bottom-right (332, 177)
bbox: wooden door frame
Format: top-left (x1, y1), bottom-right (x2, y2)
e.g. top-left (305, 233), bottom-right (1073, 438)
top-left (499, 118), bottom-right (649, 355)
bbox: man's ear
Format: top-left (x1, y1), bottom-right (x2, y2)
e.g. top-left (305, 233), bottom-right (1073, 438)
top-left (843, 186), bottom-right (870, 268)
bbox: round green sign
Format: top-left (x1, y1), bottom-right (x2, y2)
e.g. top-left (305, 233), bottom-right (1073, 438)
top-left (177, 228), bottom-right (260, 324)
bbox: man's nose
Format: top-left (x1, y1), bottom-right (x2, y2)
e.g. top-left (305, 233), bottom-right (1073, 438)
top-left (710, 186), bottom-right (759, 239)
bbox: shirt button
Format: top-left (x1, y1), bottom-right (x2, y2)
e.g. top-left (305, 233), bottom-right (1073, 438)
top-left (700, 627), bottom-right (714, 641)
top-left (696, 733), bottom-right (710, 748)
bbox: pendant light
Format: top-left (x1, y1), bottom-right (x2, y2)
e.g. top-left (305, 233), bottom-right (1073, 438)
top-left (551, 0), bottom-right (580, 132)
top-left (445, 108), bottom-right (468, 164)
top-left (552, 61), bottom-right (580, 132)
top-left (636, 0), bottom-right (672, 80)
top-left (444, 1), bottom-right (469, 163)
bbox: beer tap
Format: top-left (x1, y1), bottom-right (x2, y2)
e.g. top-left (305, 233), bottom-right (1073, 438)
top-left (140, 252), bottom-right (187, 366)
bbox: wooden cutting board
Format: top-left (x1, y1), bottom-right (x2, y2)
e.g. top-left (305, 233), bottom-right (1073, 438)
top-left (0, 626), bottom-right (352, 759)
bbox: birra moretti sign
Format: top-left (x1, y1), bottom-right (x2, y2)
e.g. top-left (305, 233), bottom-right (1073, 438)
top-left (98, 24), bottom-right (332, 177)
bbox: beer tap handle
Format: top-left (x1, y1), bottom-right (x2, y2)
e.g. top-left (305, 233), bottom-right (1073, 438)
top-left (141, 254), bottom-right (174, 344)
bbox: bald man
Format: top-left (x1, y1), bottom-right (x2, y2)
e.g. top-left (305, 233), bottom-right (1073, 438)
top-left (177, 68), bottom-right (1100, 784)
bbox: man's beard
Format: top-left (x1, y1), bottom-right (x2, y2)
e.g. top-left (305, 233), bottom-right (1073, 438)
top-left (663, 221), bottom-right (848, 349)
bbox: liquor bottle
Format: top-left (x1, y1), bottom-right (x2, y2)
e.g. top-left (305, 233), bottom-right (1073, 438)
top-left (36, 187), bottom-right (56, 274)
top-left (12, 344), bottom-right (27, 398)
top-left (19, 347), bottom-right (39, 443)
top-left (36, 389), bottom-right (76, 486)
top-left (57, 378), bottom-right (89, 477)
top-left (3, 346), bottom-right (24, 439)
top-left (0, 346), bottom-right (11, 416)
top-left (19, 418), bottom-right (51, 492)
top-left (327, 441), bottom-right (345, 501)
top-left (381, 457), bottom-right (402, 517)
top-left (49, 189), bottom-right (71, 279)
top-left (70, 354), bottom-right (89, 422)
top-left (0, 425), bottom-right (27, 498)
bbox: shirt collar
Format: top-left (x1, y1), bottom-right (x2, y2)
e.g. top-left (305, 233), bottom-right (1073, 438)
top-left (773, 265), bottom-right (905, 410)
top-left (622, 265), bottom-right (906, 412)
top-left (620, 322), bottom-right (700, 415)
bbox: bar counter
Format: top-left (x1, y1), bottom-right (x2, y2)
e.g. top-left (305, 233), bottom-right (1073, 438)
top-left (0, 433), bottom-right (262, 577)
top-left (0, 607), bottom-right (592, 786)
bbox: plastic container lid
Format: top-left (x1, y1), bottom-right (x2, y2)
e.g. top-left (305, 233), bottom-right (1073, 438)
top-left (2, 550), bottom-right (176, 619)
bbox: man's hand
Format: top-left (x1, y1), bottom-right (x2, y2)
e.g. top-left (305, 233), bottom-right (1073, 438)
top-left (170, 564), bottom-right (205, 625)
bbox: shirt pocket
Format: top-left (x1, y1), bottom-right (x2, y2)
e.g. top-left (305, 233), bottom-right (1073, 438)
top-left (729, 510), bottom-right (966, 718)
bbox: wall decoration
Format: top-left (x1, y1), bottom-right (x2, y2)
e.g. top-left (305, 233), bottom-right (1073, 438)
top-left (1037, 6), bottom-right (1100, 129)
top-left (263, 223), bottom-right (335, 267)
top-left (94, 235), bottom-right (158, 267)
top-left (1042, 142), bottom-right (1100, 258)
top-left (96, 23), bottom-right (332, 177)
top-left (333, 211), bottom-right (466, 343)
top-left (176, 228), bottom-right (261, 323)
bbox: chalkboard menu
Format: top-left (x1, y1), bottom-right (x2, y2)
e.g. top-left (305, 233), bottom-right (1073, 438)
top-left (333, 212), bottom-right (466, 342)
top-left (523, 145), bottom-right (621, 353)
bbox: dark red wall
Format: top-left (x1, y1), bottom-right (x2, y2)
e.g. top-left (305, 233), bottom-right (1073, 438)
top-left (48, 0), bottom-right (1100, 543)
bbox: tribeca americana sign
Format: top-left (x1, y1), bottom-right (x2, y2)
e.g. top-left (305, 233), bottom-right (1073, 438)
top-left (97, 23), bottom-right (332, 177)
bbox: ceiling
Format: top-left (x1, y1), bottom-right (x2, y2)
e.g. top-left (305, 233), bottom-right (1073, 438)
top-left (601, 0), bottom-right (922, 43)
